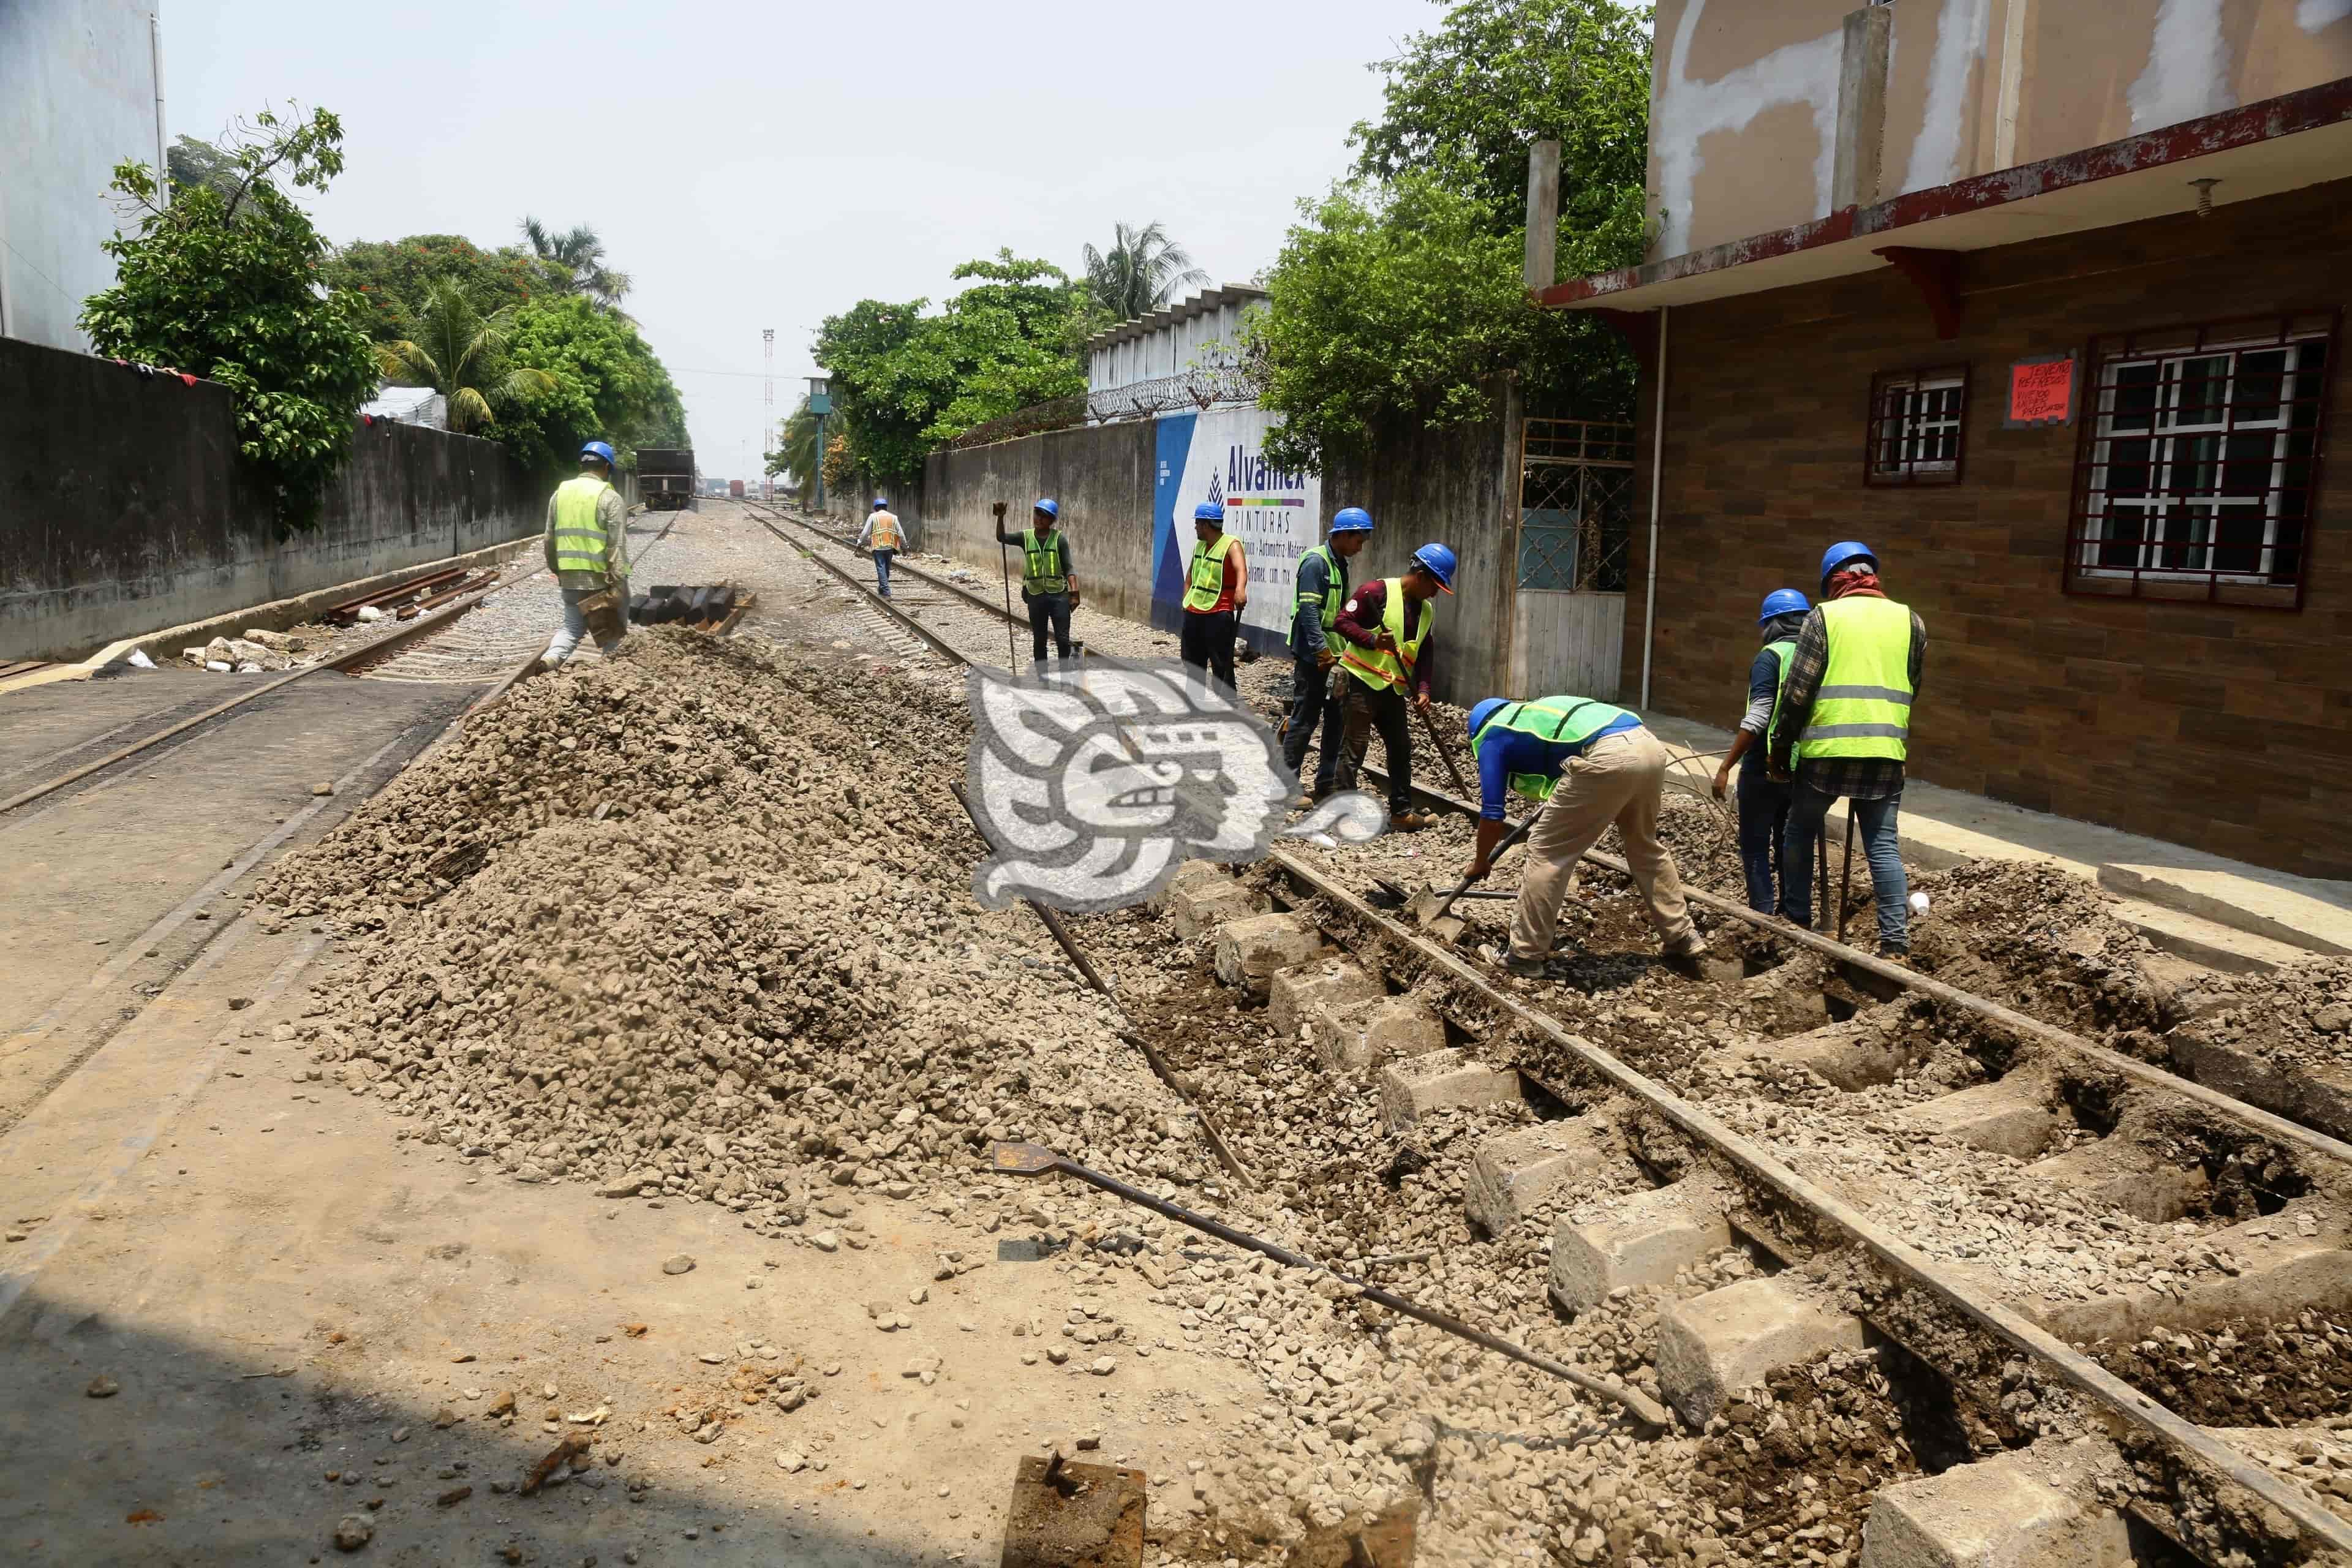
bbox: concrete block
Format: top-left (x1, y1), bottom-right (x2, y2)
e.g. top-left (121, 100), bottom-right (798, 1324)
top-left (1886, 1077), bottom-right (2062, 1161)
top-left (2035, 1209), bottom-right (2352, 1345)
top-left (1164, 865), bottom-right (1264, 940)
top-left (1210, 913), bottom-right (1326, 995)
top-left (1312, 994), bottom-right (1447, 1076)
top-left (1464, 1114), bottom-right (1630, 1237)
top-left (1376, 1049), bottom-right (1521, 1132)
top-left (1267, 960), bottom-right (1384, 1040)
top-left (1550, 1174), bottom-right (1735, 1313)
top-left (2168, 1032), bottom-right (2352, 1144)
top-left (1861, 1446), bottom-right (2129, 1568)
top-left (1150, 858), bottom-right (1228, 913)
top-left (2025, 1142), bottom-right (2207, 1224)
top-left (1656, 1275), bottom-right (1868, 1427)
top-left (1747, 1004), bottom-right (1924, 1091)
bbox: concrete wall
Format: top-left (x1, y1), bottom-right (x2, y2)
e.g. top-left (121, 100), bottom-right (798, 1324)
top-left (1616, 175), bottom-right (2352, 880)
top-left (0, 0), bottom-right (164, 352)
top-left (1646, 0), bottom-right (2352, 260)
top-left (1, 336), bottom-right (540, 661)
top-left (921, 387), bottom-right (1522, 707)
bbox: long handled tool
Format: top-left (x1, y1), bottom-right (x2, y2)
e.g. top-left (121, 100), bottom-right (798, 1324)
top-left (1836, 809), bottom-right (1858, 944)
top-left (991, 501), bottom-right (1019, 671)
top-left (1414, 699), bottom-right (1474, 798)
top-left (1406, 815), bottom-right (1536, 942)
top-left (990, 1142), bottom-right (1671, 1430)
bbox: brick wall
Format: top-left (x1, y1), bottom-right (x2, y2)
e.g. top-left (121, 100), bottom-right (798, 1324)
top-left (1619, 177), bottom-right (2352, 880)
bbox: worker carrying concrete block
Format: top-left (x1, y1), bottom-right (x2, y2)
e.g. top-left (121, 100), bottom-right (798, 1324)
top-left (1463, 695), bottom-right (1707, 976)
top-left (541, 440), bottom-right (630, 668)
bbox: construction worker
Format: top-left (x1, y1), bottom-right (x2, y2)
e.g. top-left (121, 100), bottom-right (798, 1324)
top-left (1178, 501), bottom-right (1245, 688)
top-left (1767, 541), bottom-right (1928, 957)
top-left (995, 498), bottom-right (1079, 665)
top-left (1465, 697), bottom-right (1707, 975)
top-left (1284, 507), bottom-right (1374, 804)
top-left (1713, 589), bottom-right (1811, 918)
top-left (540, 440), bottom-right (628, 669)
top-left (855, 496), bottom-right (904, 598)
top-left (1329, 544), bottom-right (1455, 832)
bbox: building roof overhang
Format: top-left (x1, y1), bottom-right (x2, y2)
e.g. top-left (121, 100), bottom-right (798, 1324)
top-left (1085, 284), bottom-right (1269, 354)
top-left (1539, 77), bottom-right (2352, 315)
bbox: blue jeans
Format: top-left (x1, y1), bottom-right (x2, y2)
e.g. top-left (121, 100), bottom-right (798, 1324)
top-left (1283, 650), bottom-right (1342, 794)
top-left (873, 548), bottom-right (895, 597)
top-left (543, 581), bottom-right (625, 667)
top-left (1735, 765), bottom-right (1797, 917)
top-left (1782, 780), bottom-right (1909, 948)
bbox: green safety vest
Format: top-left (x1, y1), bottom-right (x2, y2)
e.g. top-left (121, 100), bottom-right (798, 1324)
top-left (1795, 597), bottom-right (1915, 763)
top-left (549, 475), bottom-right (616, 578)
top-left (1471, 695), bottom-right (1635, 801)
top-left (1022, 529), bottom-right (1068, 595)
top-left (1183, 532), bottom-right (1235, 613)
top-left (1286, 544), bottom-right (1344, 649)
top-left (1339, 578), bottom-right (1433, 692)
top-left (1762, 638), bottom-right (1795, 744)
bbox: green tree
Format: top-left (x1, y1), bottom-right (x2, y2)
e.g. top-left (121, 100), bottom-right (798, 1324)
top-left (766, 394), bottom-right (827, 495)
top-left (519, 217), bottom-right (632, 312)
top-left (164, 134), bottom-right (241, 204)
top-left (80, 106), bottom-right (380, 529)
top-left (322, 234), bottom-right (543, 343)
top-left (372, 280), bottom-right (557, 434)
top-left (491, 294), bottom-right (687, 479)
top-left (1081, 221), bottom-right (1210, 323)
top-left (1350, 0), bottom-right (1652, 235)
top-left (813, 252), bottom-right (1088, 481)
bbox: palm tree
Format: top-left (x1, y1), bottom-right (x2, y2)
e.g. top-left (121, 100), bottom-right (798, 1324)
top-left (373, 279), bottom-right (557, 433)
top-left (1082, 222), bottom-right (1210, 323)
top-left (519, 216), bottom-right (633, 311)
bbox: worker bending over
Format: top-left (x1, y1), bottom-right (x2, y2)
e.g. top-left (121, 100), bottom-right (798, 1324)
top-left (1178, 502), bottom-right (1245, 688)
top-left (996, 498), bottom-right (1079, 665)
top-left (1712, 589), bottom-right (1811, 918)
top-left (856, 496), bottom-right (904, 598)
top-left (1329, 544), bottom-right (1456, 833)
top-left (540, 440), bottom-right (629, 669)
top-left (1767, 540), bottom-right (1928, 957)
top-left (1466, 696), bottom-right (1707, 976)
top-left (1285, 507), bottom-right (1374, 804)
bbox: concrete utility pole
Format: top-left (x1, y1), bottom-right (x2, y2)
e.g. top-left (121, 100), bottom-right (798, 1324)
top-left (762, 328), bottom-right (774, 500)
top-left (1524, 140), bottom-right (1561, 289)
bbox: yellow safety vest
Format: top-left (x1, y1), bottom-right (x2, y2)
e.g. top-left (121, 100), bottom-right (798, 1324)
top-left (549, 475), bottom-right (615, 578)
top-left (1762, 638), bottom-right (1795, 745)
top-left (1340, 579), bottom-right (1433, 693)
top-left (1022, 529), bottom-right (1068, 595)
top-left (1286, 543), bottom-right (1343, 649)
top-left (869, 510), bottom-right (903, 551)
top-left (1471, 696), bottom-right (1633, 801)
top-left (1796, 598), bottom-right (1915, 763)
top-left (1183, 532), bottom-right (1235, 613)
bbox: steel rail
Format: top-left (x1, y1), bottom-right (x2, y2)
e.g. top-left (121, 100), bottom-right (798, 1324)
top-left (1265, 843), bottom-right (2352, 1559)
top-left (743, 503), bottom-right (1037, 628)
top-left (741, 507), bottom-right (1004, 671)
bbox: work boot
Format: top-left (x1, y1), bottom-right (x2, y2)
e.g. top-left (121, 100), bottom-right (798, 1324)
top-left (1877, 943), bottom-right (1910, 965)
top-left (1390, 810), bottom-right (1433, 832)
top-left (1502, 953), bottom-right (1550, 979)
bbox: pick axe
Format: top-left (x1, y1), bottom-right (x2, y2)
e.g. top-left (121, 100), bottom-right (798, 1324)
top-left (1404, 814), bottom-right (1536, 943)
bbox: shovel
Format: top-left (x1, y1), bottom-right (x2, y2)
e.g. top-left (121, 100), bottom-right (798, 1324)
top-left (1404, 816), bottom-right (1536, 943)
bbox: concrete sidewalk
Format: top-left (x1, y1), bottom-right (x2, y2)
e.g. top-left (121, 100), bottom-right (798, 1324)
top-left (1642, 714), bottom-right (2352, 973)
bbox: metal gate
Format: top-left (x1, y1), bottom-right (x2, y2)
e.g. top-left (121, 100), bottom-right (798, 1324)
top-left (1509, 419), bottom-right (1632, 698)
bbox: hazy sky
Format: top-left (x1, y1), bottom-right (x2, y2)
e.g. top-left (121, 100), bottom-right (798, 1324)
top-left (165, 0), bottom-right (1447, 478)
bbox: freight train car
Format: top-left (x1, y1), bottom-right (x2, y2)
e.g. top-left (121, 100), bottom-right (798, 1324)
top-left (638, 448), bottom-right (697, 511)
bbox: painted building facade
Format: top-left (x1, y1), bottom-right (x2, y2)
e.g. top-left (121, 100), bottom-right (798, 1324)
top-left (0, 0), bottom-right (169, 353)
top-left (1547, 3), bottom-right (2352, 880)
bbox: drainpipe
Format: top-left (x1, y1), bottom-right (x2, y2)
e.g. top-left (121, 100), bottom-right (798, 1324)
top-left (1639, 305), bottom-right (1669, 711)
top-left (150, 12), bottom-right (169, 211)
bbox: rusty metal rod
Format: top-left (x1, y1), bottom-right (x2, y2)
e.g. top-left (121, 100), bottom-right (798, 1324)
top-left (1412, 699), bottom-right (1474, 798)
top-left (1837, 807), bottom-right (1857, 944)
top-left (989, 1141), bottom-right (1670, 1431)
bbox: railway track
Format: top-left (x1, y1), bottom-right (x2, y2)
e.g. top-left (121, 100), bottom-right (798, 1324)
top-left (739, 497), bottom-right (2352, 1563)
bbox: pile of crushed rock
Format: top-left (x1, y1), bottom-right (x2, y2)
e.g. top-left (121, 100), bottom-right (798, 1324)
top-left (258, 629), bottom-right (1194, 1219)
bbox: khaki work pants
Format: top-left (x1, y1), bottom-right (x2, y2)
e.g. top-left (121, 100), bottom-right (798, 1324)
top-left (1508, 728), bottom-right (1698, 960)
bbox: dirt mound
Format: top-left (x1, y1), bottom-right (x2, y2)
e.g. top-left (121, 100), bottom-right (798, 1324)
top-left (2091, 1312), bottom-right (2352, 1427)
top-left (261, 630), bottom-right (1191, 1217)
top-left (2166, 957), bottom-right (2352, 1077)
top-left (1908, 859), bottom-right (2169, 1033)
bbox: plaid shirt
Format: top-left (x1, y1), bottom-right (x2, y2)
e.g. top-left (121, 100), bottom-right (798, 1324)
top-left (1766, 596), bottom-right (1927, 800)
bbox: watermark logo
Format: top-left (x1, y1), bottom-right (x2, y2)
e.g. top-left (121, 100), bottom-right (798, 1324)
top-left (966, 658), bottom-right (1385, 912)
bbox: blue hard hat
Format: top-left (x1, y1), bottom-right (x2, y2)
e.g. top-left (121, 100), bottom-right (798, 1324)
top-left (1819, 541), bottom-right (1877, 584)
top-left (1193, 502), bottom-right (1224, 524)
top-left (1468, 698), bottom-right (1509, 742)
top-left (1033, 499), bottom-right (1059, 519)
top-left (873, 496), bottom-right (889, 509)
top-left (1331, 507), bottom-right (1374, 534)
top-left (579, 441), bottom-right (616, 467)
top-left (1410, 542), bottom-right (1457, 593)
top-left (1758, 588), bottom-right (1811, 624)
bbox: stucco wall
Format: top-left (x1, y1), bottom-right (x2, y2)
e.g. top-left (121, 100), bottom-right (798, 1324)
top-left (1, 337), bottom-right (539, 660)
top-left (0, 0), bottom-right (162, 352)
top-left (1648, 0), bottom-right (2352, 260)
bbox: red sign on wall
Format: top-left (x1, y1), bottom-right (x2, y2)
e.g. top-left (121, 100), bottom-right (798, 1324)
top-left (2005, 353), bottom-right (2077, 428)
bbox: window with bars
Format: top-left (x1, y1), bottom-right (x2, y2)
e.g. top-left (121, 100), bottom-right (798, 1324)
top-left (2067, 312), bottom-right (2334, 606)
top-left (1866, 366), bottom-right (1968, 485)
